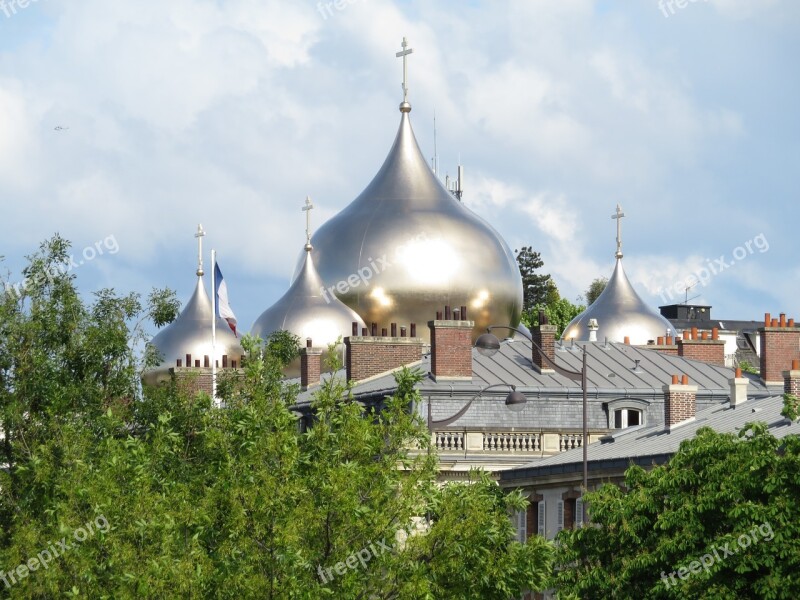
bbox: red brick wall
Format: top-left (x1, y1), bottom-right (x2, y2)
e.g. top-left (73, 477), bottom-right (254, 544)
top-left (646, 344), bottom-right (679, 356)
top-left (785, 371), bottom-right (800, 397)
top-left (300, 348), bottom-right (322, 390)
top-left (761, 328), bottom-right (800, 384)
top-left (663, 384), bottom-right (697, 428)
top-left (345, 337), bottom-right (424, 383)
top-left (531, 324), bottom-right (556, 371)
top-left (429, 320), bottom-right (474, 380)
top-left (677, 339), bottom-right (725, 366)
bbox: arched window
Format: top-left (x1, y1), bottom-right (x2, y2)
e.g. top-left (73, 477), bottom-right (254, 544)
top-left (605, 398), bottom-right (649, 429)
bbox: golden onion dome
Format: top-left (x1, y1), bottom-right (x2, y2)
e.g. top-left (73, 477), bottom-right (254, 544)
top-left (144, 275), bottom-right (244, 386)
top-left (562, 207), bottom-right (673, 345)
top-left (252, 243), bottom-right (367, 377)
top-left (303, 105), bottom-right (523, 342)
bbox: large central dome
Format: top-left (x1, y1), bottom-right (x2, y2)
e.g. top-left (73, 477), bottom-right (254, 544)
top-left (302, 106), bottom-right (523, 341)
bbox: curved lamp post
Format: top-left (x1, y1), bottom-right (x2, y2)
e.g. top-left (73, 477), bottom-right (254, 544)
top-left (475, 325), bottom-right (589, 494)
top-left (427, 383), bottom-right (526, 432)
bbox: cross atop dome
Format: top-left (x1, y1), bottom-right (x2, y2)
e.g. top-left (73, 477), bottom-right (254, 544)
top-left (396, 36), bottom-right (414, 112)
top-left (302, 196), bottom-right (314, 250)
top-left (195, 223), bottom-right (206, 276)
top-left (612, 204), bottom-right (625, 259)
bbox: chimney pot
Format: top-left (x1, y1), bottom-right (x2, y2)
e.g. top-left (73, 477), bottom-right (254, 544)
top-left (712, 327), bottom-right (719, 340)
top-left (195, 359), bottom-right (200, 368)
top-left (666, 336), bottom-right (673, 345)
top-left (780, 313), bottom-right (787, 328)
top-left (461, 306), bottom-right (467, 320)
top-left (735, 367), bottom-right (742, 377)
top-left (624, 336), bottom-right (630, 345)
top-left (771, 318), bottom-right (779, 327)
top-left (765, 312), bottom-right (771, 327)
top-left (444, 305), bottom-right (452, 320)
top-left (410, 323), bottom-right (417, 337)
top-left (681, 374), bottom-right (689, 385)
top-left (381, 328), bottom-right (388, 337)
top-left (790, 318), bottom-right (796, 327)
top-left (391, 323), bottom-right (397, 337)
top-left (371, 323), bottom-right (378, 337)
top-left (701, 331), bottom-right (708, 341)
top-left (657, 336), bottom-right (664, 345)
top-left (400, 326), bottom-right (407, 337)
top-left (222, 355), bottom-right (228, 368)
top-left (691, 327), bottom-right (698, 340)
top-left (672, 374), bottom-right (679, 385)
top-left (306, 338), bottom-right (312, 348)
top-left (361, 327), bottom-right (368, 336)
top-left (352, 322), bottom-right (359, 336)
top-left (176, 359), bottom-right (182, 367)
top-left (793, 359), bottom-right (800, 370)
top-left (186, 353), bottom-right (192, 366)
top-left (204, 355), bottom-right (210, 368)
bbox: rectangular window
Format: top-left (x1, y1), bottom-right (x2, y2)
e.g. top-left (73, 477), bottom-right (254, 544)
top-left (556, 500), bottom-right (564, 532)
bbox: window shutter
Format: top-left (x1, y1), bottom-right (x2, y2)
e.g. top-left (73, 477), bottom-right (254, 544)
top-left (516, 509), bottom-right (527, 542)
top-left (557, 501), bottom-right (564, 532)
top-left (575, 498), bottom-right (584, 527)
top-left (537, 501), bottom-right (546, 536)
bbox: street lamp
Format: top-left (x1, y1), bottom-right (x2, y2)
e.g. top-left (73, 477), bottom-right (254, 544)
top-left (427, 383), bottom-right (526, 432)
top-left (475, 325), bottom-right (590, 494)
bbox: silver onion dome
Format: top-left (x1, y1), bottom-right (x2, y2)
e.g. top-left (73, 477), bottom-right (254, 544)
top-left (144, 275), bottom-right (245, 386)
top-left (302, 107), bottom-right (523, 342)
top-left (252, 244), bottom-right (367, 377)
top-left (561, 257), bottom-right (673, 345)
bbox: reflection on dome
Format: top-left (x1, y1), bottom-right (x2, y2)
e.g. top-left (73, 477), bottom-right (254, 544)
top-left (302, 108), bottom-right (523, 341)
top-left (252, 245), bottom-right (367, 377)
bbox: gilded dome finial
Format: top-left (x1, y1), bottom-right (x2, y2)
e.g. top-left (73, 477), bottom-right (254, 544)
top-left (612, 204), bottom-right (625, 259)
top-left (194, 224), bottom-right (206, 276)
top-left (396, 36), bottom-right (414, 113)
top-left (302, 195), bottom-right (314, 251)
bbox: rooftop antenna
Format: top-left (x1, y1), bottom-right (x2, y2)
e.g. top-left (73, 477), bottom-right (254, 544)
top-left (683, 282), bottom-right (700, 305)
top-left (433, 109), bottom-right (439, 178)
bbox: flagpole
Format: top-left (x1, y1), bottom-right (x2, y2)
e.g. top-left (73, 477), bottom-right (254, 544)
top-left (211, 248), bottom-right (218, 407)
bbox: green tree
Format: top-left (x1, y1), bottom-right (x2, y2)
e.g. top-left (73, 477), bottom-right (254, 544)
top-left (515, 246), bottom-right (559, 313)
top-left (520, 297), bottom-right (585, 338)
top-left (585, 277), bottom-right (608, 306)
top-left (553, 424), bottom-right (800, 599)
top-left (0, 236), bottom-right (553, 599)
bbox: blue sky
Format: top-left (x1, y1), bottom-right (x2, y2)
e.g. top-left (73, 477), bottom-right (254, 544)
top-left (1, 0), bottom-right (798, 334)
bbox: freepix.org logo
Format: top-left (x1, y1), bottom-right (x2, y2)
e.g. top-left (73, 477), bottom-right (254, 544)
top-left (319, 232), bottom-right (430, 304)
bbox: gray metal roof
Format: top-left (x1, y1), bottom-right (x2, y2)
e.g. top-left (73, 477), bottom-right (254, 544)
top-left (500, 393), bottom-right (800, 483)
top-left (295, 339), bottom-right (769, 406)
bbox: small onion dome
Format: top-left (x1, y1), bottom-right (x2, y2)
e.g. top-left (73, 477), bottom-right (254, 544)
top-left (143, 275), bottom-right (244, 386)
top-left (303, 107), bottom-right (523, 342)
top-left (562, 257), bottom-right (673, 345)
top-left (252, 245), bottom-right (367, 377)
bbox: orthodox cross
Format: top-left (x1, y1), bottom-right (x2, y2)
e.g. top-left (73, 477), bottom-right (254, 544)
top-left (195, 223), bottom-right (206, 276)
top-left (396, 37), bottom-right (414, 105)
top-left (611, 204), bottom-right (625, 258)
top-left (302, 196), bottom-right (314, 247)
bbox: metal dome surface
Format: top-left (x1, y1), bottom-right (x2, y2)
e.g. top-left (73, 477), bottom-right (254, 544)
top-left (303, 108), bottom-right (523, 342)
top-left (253, 245), bottom-right (367, 377)
top-left (561, 257), bottom-right (673, 345)
top-left (144, 275), bottom-right (245, 386)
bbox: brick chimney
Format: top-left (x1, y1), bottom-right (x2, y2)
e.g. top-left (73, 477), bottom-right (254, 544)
top-left (759, 312), bottom-right (800, 385)
top-left (345, 322), bottom-right (424, 383)
top-left (300, 339), bottom-right (322, 391)
top-left (677, 327), bottom-right (725, 366)
top-left (663, 374), bottom-right (697, 431)
top-left (729, 367), bottom-right (748, 408)
top-left (429, 306), bottom-right (474, 381)
top-left (784, 359), bottom-right (800, 397)
top-left (532, 309), bottom-right (556, 374)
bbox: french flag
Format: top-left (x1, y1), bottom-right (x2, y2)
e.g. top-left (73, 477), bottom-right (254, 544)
top-left (214, 262), bottom-right (238, 337)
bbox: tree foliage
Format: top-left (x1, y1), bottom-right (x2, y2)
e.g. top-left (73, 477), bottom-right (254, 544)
top-left (584, 277), bottom-right (608, 306)
top-left (515, 246), bottom-right (559, 313)
top-left (553, 424), bottom-right (800, 599)
top-left (0, 236), bottom-right (552, 599)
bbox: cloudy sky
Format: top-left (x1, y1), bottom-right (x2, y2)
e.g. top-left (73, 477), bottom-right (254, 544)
top-left (1, 0), bottom-right (798, 334)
